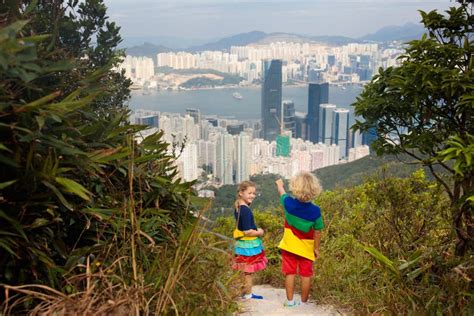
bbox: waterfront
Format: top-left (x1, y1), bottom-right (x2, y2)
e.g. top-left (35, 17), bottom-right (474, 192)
top-left (129, 84), bottom-right (364, 122)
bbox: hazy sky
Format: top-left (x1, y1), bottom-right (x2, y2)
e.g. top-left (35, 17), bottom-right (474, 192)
top-left (105, 0), bottom-right (455, 41)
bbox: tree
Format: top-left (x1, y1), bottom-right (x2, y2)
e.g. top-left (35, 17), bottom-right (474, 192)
top-left (0, 0), bottom-right (191, 295)
top-left (353, 1), bottom-right (473, 255)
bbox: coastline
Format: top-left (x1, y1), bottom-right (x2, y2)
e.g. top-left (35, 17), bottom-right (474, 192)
top-left (135, 80), bottom-right (366, 93)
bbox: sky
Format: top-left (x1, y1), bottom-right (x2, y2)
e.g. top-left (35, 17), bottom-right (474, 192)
top-left (104, 0), bottom-right (456, 45)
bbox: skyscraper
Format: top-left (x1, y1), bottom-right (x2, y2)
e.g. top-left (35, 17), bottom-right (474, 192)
top-left (283, 100), bottom-right (296, 137)
top-left (331, 109), bottom-right (350, 159)
top-left (216, 134), bottom-right (234, 185)
top-left (307, 83), bottom-right (329, 143)
top-left (236, 134), bottom-right (250, 183)
top-left (319, 104), bottom-right (336, 145)
top-left (261, 59), bottom-right (282, 142)
top-left (185, 108), bottom-right (201, 125)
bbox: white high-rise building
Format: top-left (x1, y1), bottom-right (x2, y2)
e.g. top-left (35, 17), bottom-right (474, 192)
top-left (178, 143), bottom-right (198, 181)
top-left (331, 108), bottom-right (350, 159)
top-left (319, 104), bottom-right (337, 145)
top-left (215, 133), bottom-right (234, 185)
top-left (236, 134), bottom-right (250, 183)
top-left (197, 140), bottom-right (216, 173)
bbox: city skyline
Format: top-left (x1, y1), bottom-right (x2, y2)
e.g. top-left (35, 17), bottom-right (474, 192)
top-left (105, 0), bottom-right (454, 46)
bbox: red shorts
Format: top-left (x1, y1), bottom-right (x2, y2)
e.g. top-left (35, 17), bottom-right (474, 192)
top-left (281, 250), bottom-right (314, 277)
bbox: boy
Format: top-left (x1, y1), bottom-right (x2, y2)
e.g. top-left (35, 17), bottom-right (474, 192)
top-left (275, 172), bottom-right (323, 307)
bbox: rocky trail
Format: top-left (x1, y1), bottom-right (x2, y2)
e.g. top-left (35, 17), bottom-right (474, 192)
top-left (238, 285), bottom-right (345, 315)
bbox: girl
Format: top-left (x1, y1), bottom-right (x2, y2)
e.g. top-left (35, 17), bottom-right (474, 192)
top-left (232, 181), bottom-right (267, 300)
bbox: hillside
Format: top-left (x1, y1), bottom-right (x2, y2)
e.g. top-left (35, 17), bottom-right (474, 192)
top-left (359, 22), bottom-right (425, 42)
top-left (314, 154), bottom-right (422, 190)
top-left (208, 153), bottom-right (434, 219)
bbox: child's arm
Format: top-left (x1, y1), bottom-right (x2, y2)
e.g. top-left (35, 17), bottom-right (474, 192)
top-left (314, 230), bottom-right (322, 259)
top-left (243, 228), bottom-right (264, 237)
top-left (275, 178), bottom-right (286, 196)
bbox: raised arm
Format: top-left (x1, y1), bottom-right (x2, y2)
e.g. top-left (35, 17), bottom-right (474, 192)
top-left (275, 178), bottom-right (286, 196)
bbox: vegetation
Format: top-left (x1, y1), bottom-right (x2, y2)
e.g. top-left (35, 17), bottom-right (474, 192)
top-left (0, 1), bottom-right (235, 314)
top-left (180, 76), bottom-right (242, 89)
top-left (353, 1), bottom-right (473, 255)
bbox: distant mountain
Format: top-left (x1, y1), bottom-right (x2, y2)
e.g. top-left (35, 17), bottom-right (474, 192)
top-left (125, 42), bottom-right (173, 58)
top-left (120, 36), bottom-right (213, 50)
top-left (187, 31), bottom-right (361, 52)
top-left (359, 22), bottom-right (425, 42)
top-left (125, 22), bottom-right (427, 57)
top-left (187, 31), bottom-right (268, 52)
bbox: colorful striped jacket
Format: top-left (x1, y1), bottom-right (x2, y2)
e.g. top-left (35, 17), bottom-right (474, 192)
top-left (278, 193), bottom-right (324, 261)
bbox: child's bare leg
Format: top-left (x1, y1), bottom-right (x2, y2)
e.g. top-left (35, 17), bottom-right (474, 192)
top-left (285, 274), bottom-right (296, 300)
top-left (301, 276), bottom-right (311, 302)
top-left (244, 273), bottom-right (253, 295)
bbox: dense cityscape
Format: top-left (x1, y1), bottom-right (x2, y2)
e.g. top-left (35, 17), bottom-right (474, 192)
top-left (120, 41), bottom-right (404, 89)
top-left (129, 41), bottom-right (386, 191)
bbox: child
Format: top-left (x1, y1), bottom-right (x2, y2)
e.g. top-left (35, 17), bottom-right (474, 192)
top-left (275, 172), bottom-right (323, 307)
top-left (232, 180), bottom-right (267, 300)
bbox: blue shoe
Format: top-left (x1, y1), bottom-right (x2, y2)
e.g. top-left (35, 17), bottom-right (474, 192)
top-left (251, 293), bottom-right (263, 299)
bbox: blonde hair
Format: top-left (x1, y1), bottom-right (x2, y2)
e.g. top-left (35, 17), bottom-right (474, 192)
top-left (289, 172), bottom-right (322, 202)
top-left (234, 180), bottom-right (256, 210)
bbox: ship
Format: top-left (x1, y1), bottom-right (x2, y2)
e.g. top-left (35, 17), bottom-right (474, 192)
top-left (232, 92), bottom-right (243, 100)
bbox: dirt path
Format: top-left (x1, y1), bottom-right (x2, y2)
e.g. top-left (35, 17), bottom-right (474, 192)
top-left (237, 285), bottom-right (344, 315)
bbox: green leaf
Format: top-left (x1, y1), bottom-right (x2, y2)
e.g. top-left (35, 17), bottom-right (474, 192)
top-left (0, 20), bottom-right (29, 42)
top-left (55, 177), bottom-right (92, 201)
top-left (29, 218), bottom-right (50, 229)
top-left (16, 91), bottom-right (61, 112)
top-left (0, 239), bottom-right (18, 258)
top-left (42, 180), bottom-right (73, 210)
top-left (0, 179), bottom-right (17, 189)
top-left (0, 210), bottom-right (28, 241)
top-left (0, 143), bottom-right (12, 153)
top-left (82, 208), bottom-right (118, 220)
top-left (363, 245), bottom-right (398, 275)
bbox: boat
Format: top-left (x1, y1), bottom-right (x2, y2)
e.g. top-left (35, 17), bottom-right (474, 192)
top-left (232, 92), bottom-right (243, 100)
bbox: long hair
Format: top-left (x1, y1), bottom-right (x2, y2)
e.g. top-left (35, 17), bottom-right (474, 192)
top-left (289, 172), bottom-right (322, 202)
top-left (234, 180), bottom-right (256, 211)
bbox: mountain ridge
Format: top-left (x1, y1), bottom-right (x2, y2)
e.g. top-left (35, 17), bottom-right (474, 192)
top-left (125, 23), bottom-right (426, 57)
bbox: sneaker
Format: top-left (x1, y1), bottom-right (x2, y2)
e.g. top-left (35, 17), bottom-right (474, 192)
top-left (284, 299), bottom-right (300, 307)
top-left (250, 293), bottom-right (263, 299)
top-left (241, 293), bottom-right (264, 300)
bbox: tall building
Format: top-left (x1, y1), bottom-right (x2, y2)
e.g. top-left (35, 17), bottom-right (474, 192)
top-left (283, 100), bottom-right (296, 137)
top-left (261, 59), bottom-right (282, 142)
top-left (185, 108), bottom-right (201, 125)
top-left (227, 123), bottom-right (245, 135)
top-left (307, 83), bottom-right (329, 143)
top-left (319, 104), bottom-right (337, 145)
top-left (327, 55), bottom-right (336, 67)
top-left (294, 112), bottom-right (307, 140)
top-left (215, 134), bottom-right (234, 185)
top-left (331, 109), bottom-right (350, 159)
top-left (178, 143), bottom-right (198, 181)
top-left (236, 134), bottom-right (250, 183)
top-left (136, 115), bottom-right (159, 128)
top-left (362, 127), bottom-right (378, 147)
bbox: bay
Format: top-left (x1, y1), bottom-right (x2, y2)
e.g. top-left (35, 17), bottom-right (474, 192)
top-left (129, 84), bottom-right (364, 122)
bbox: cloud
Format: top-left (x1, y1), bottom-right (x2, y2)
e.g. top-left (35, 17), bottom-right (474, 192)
top-left (104, 0), bottom-right (454, 38)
